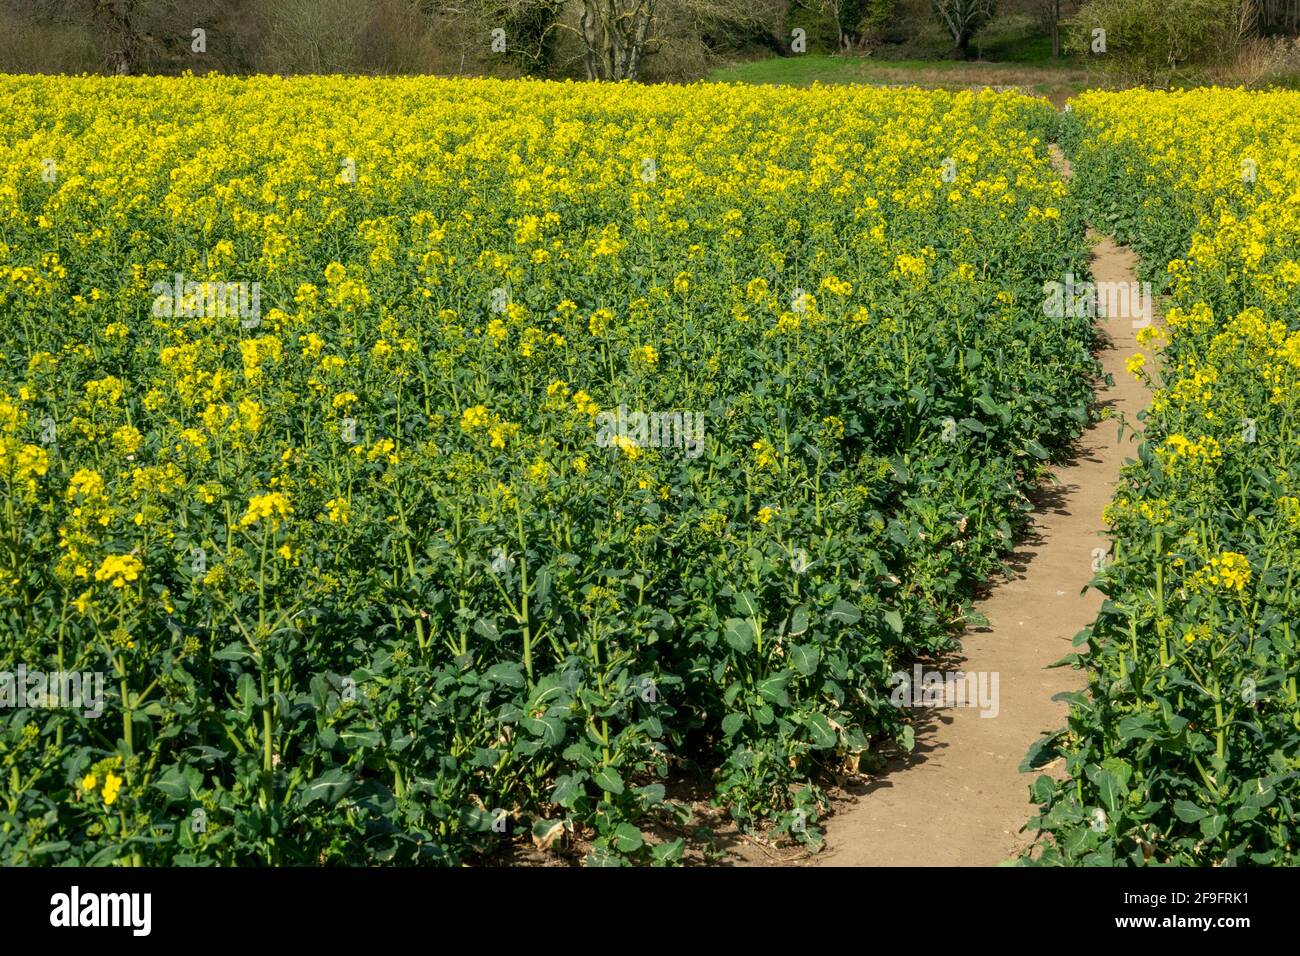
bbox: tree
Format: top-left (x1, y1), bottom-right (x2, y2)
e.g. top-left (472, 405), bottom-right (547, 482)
top-left (89, 0), bottom-right (146, 73)
top-left (1070, 0), bottom-right (1256, 85)
top-left (930, 0), bottom-right (998, 56)
top-left (453, 0), bottom-right (565, 74)
top-left (858, 0), bottom-right (895, 48)
top-left (573, 0), bottom-right (658, 80)
top-left (792, 1), bottom-right (893, 52)
top-left (503, 0), bottom-right (566, 73)
top-left (377, 0), bottom-right (784, 80)
top-left (803, 0), bottom-right (855, 50)
top-left (83, 0), bottom-right (258, 75)
top-left (1256, 0), bottom-right (1300, 34)
top-left (1033, 0), bottom-right (1062, 57)
top-left (459, 0), bottom-right (659, 80)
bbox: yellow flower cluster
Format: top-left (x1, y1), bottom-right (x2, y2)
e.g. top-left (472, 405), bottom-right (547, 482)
top-left (752, 439), bottom-right (779, 470)
top-left (239, 492), bottom-right (293, 532)
top-left (1191, 551), bottom-right (1252, 594)
top-left (93, 554), bottom-right (143, 589)
top-left (81, 769), bottom-right (124, 806)
top-left (1157, 433), bottom-right (1221, 466)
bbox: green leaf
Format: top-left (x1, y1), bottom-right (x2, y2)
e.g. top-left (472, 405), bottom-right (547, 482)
top-left (236, 672), bottom-right (259, 716)
top-left (757, 671), bottom-right (791, 706)
top-left (1020, 732), bottom-right (1062, 771)
top-left (634, 783), bottom-right (665, 806)
top-left (532, 567), bottom-right (552, 606)
top-left (550, 772), bottom-right (587, 808)
top-left (1242, 779), bottom-right (1276, 809)
top-left (723, 617), bottom-right (755, 652)
top-left (1117, 713), bottom-right (1158, 741)
top-left (152, 766), bottom-right (196, 801)
top-left (651, 838), bottom-right (685, 866)
top-left (882, 609), bottom-right (903, 635)
top-left (1100, 757), bottom-right (1132, 790)
top-left (338, 728), bottom-right (383, 749)
top-left (830, 599), bottom-right (862, 625)
top-left (733, 591), bottom-right (760, 617)
top-left (721, 712), bottom-right (745, 737)
top-left (300, 769), bottom-right (354, 806)
top-left (1030, 774), bottom-right (1055, 804)
top-left (1051, 690), bottom-right (1091, 708)
top-left (592, 766), bottom-right (625, 795)
top-left (1199, 813), bottom-right (1226, 842)
top-left (585, 845), bottom-right (627, 867)
top-left (485, 662), bottom-right (525, 687)
top-left (1173, 800), bottom-right (1208, 823)
top-left (804, 712), bottom-right (837, 749)
top-left (790, 642), bottom-right (821, 676)
top-left (612, 823), bottom-right (644, 853)
top-left (1085, 763), bottom-right (1128, 814)
top-left (521, 714), bottom-right (566, 747)
top-left (789, 605), bottom-right (811, 637)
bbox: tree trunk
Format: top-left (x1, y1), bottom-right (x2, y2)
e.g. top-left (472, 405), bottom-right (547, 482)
top-left (579, 2), bottom-right (598, 79)
top-left (577, 0), bottom-right (657, 82)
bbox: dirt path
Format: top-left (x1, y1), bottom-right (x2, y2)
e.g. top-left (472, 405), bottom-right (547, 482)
top-left (774, 145), bottom-right (1153, 867)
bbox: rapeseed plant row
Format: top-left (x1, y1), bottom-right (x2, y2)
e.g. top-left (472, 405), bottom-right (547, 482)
top-left (1026, 91), bottom-right (1300, 865)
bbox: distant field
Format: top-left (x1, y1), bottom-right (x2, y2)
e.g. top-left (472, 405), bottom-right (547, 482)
top-left (706, 54), bottom-right (1090, 105)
